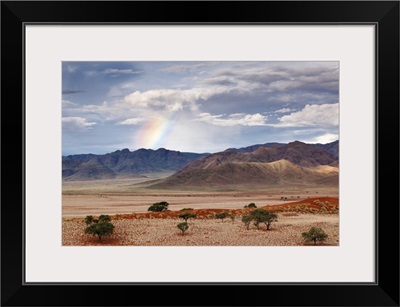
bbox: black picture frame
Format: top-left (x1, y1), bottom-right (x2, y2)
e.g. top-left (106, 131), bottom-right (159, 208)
top-left (1, 1), bottom-right (399, 306)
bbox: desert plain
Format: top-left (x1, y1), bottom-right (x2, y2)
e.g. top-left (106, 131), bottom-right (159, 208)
top-left (62, 177), bottom-right (339, 246)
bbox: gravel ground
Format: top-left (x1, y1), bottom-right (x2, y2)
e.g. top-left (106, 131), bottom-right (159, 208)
top-left (63, 213), bottom-right (339, 246)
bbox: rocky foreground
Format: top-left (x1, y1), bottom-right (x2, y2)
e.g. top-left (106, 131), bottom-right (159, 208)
top-left (62, 197), bottom-right (339, 246)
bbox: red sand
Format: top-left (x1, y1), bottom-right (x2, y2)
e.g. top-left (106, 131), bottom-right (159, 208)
top-left (66, 197), bottom-right (338, 221)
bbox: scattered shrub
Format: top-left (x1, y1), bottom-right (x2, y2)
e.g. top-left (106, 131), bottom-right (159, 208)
top-left (84, 215), bottom-right (94, 225)
top-left (180, 208), bottom-right (194, 211)
top-left (177, 222), bottom-right (189, 235)
top-left (250, 209), bottom-right (278, 230)
top-left (302, 227), bottom-right (328, 245)
top-left (244, 203), bottom-right (257, 209)
top-left (241, 215), bottom-right (252, 229)
top-left (148, 201), bottom-right (169, 212)
top-left (99, 214), bottom-right (111, 223)
top-left (179, 212), bottom-right (197, 222)
top-left (84, 215), bottom-right (115, 241)
top-left (215, 212), bottom-right (228, 222)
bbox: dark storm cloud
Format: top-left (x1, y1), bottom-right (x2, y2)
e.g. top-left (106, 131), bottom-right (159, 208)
top-left (197, 62), bottom-right (339, 116)
top-left (102, 68), bottom-right (143, 75)
top-left (62, 62), bottom-right (144, 105)
top-left (62, 89), bottom-right (85, 95)
top-left (211, 63), bottom-right (339, 94)
top-left (63, 61), bottom-right (339, 154)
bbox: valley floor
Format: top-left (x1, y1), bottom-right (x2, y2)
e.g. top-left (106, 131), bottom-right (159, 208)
top-left (62, 179), bottom-right (338, 217)
top-left (62, 213), bottom-right (339, 246)
top-left (62, 179), bottom-right (339, 246)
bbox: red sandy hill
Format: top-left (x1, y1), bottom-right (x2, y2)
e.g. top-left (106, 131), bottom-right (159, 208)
top-left (105, 197), bottom-right (339, 221)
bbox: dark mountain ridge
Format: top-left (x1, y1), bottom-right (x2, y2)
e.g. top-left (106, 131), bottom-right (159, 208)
top-left (226, 140), bottom-right (338, 158)
top-left (150, 141), bottom-right (339, 189)
top-left (62, 148), bottom-right (209, 181)
top-left (63, 140), bottom-right (338, 182)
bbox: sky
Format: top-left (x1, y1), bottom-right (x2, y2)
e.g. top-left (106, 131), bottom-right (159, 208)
top-left (62, 61), bottom-right (339, 155)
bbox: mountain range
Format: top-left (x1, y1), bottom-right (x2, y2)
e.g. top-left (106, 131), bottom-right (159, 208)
top-left (62, 148), bottom-right (208, 181)
top-left (63, 140), bottom-right (339, 187)
top-left (150, 140), bottom-right (339, 189)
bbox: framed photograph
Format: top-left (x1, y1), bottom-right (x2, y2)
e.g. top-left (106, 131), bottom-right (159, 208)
top-left (1, 1), bottom-right (399, 306)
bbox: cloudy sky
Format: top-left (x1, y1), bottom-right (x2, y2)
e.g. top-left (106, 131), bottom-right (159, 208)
top-left (62, 61), bottom-right (339, 155)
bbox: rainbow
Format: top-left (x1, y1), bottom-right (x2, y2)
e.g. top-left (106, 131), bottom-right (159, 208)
top-left (135, 116), bottom-right (172, 149)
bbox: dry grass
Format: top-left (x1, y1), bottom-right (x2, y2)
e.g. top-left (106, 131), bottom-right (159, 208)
top-left (63, 197), bottom-right (339, 246)
top-left (63, 212), bottom-right (338, 246)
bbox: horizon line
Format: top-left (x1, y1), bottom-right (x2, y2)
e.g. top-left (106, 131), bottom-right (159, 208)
top-left (62, 139), bottom-right (338, 157)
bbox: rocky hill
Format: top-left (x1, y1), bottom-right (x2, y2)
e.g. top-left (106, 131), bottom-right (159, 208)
top-left (150, 141), bottom-right (338, 189)
top-left (62, 148), bottom-right (208, 181)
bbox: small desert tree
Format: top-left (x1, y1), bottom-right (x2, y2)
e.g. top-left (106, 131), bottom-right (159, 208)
top-left (179, 212), bottom-right (197, 222)
top-left (250, 209), bottom-right (277, 230)
top-left (262, 212), bottom-right (278, 230)
top-left (148, 201), bottom-right (169, 212)
top-left (230, 215), bottom-right (236, 223)
top-left (250, 209), bottom-right (267, 229)
top-left (84, 215), bottom-right (115, 241)
top-left (215, 212), bottom-right (228, 222)
top-left (84, 215), bottom-right (94, 225)
top-left (302, 227), bottom-right (328, 245)
top-left (99, 214), bottom-right (111, 223)
top-left (246, 203), bottom-right (257, 209)
top-left (241, 215), bottom-right (252, 230)
top-left (177, 222), bottom-right (189, 235)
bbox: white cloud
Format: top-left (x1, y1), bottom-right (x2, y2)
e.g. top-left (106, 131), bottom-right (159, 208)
top-left (159, 63), bottom-right (210, 73)
top-left (62, 117), bottom-right (96, 131)
top-left (196, 112), bottom-right (268, 127)
top-left (277, 103), bottom-right (338, 127)
top-left (102, 68), bottom-right (143, 75)
top-left (66, 65), bottom-right (77, 73)
top-left (312, 133), bottom-right (339, 144)
top-left (62, 100), bottom-right (79, 108)
top-left (274, 108), bottom-right (296, 113)
top-left (118, 118), bottom-right (145, 125)
top-left (124, 87), bottom-right (229, 112)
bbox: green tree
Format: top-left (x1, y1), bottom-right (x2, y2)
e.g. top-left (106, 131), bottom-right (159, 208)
top-left (177, 222), bottom-right (189, 235)
top-left (84, 215), bottom-right (115, 241)
top-left (241, 215), bottom-right (252, 229)
top-left (262, 212), bottom-right (277, 230)
top-left (148, 201), bottom-right (169, 212)
top-left (302, 227), bottom-right (328, 245)
top-left (179, 212), bottom-right (197, 222)
top-left (84, 215), bottom-right (94, 225)
top-left (250, 209), bottom-right (278, 230)
top-left (99, 215), bottom-right (111, 222)
top-left (215, 212), bottom-right (228, 222)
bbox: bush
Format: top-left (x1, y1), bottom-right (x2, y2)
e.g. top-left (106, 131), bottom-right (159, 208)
top-left (302, 227), bottom-right (328, 245)
top-left (215, 212), bottom-right (228, 222)
top-left (180, 208), bottom-right (194, 211)
top-left (250, 209), bottom-right (277, 230)
top-left (177, 222), bottom-right (189, 235)
top-left (247, 203), bottom-right (257, 208)
top-left (84, 215), bottom-right (94, 225)
top-left (84, 215), bottom-right (115, 241)
top-left (148, 201), bottom-right (169, 212)
top-left (179, 212), bottom-right (197, 222)
top-left (241, 215), bottom-right (252, 229)
top-left (99, 215), bottom-right (111, 222)
top-left (241, 210), bottom-right (278, 230)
